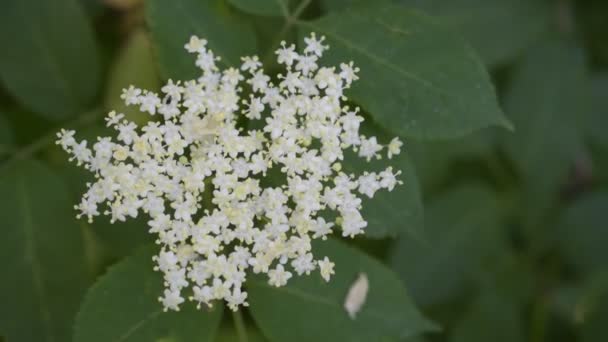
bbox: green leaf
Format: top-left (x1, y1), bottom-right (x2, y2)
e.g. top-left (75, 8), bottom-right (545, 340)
top-left (248, 238), bottom-right (436, 342)
top-left (146, 0), bottom-right (257, 80)
top-left (228, 0), bottom-right (285, 17)
top-left (73, 245), bottom-right (223, 342)
top-left (105, 29), bottom-right (161, 125)
top-left (89, 217), bottom-right (154, 263)
top-left (321, 0), bottom-right (391, 12)
top-left (581, 278), bottom-right (608, 342)
top-left (216, 323), bottom-right (269, 342)
top-left (553, 272), bottom-right (608, 326)
top-left (342, 121), bottom-right (423, 239)
top-left (390, 184), bottom-right (503, 306)
top-left (503, 39), bottom-right (587, 228)
top-left (0, 113), bottom-right (13, 156)
top-left (297, 5), bottom-right (509, 140)
top-left (557, 192), bottom-right (608, 274)
top-left (0, 0), bottom-right (100, 120)
top-left (586, 74), bottom-right (608, 151)
top-left (407, 128), bottom-right (496, 190)
top-left (582, 304), bottom-right (608, 342)
top-left (398, 0), bottom-right (550, 67)
top-left (449, 291), bottom-right (525, 342)
top-left (0, 160), bottom-right (89, 342)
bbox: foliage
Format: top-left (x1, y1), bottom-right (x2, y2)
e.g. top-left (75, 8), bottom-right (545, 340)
top-left (0, 0), bottom-right (606, 341)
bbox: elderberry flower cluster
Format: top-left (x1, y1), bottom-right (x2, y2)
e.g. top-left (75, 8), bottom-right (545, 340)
top-left (56, 34), bottom-right (403, 312)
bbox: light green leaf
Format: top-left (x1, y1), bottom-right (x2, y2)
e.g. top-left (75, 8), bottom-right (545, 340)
top-left (106, 29), bottom-right (161, 125)
top-left (0, 0), bottom-right (100, 120)
top-left (398, 0), bottom-right (550, 67)
top-left (228, 0), bottom-right (285, 17)
top-left (449, 291), bottom-right (525, 342)
top-left (248, 238), bottom-right (436, 342)
top-left (146, 0), bottom-right (257, 80)
top-left (390, 184), bottom-right (503, 306)
top-left (297, 5), bottom-right (509, 140)
top-left (503, 39), bottom-right (587, 228)
top-left (342, 121), bottom-right (423, 239)
top-left (557, 192), bottom-right (608, 274)
top-left (73, 245), bottom-right (223, 342)
top-left (0, 160), bottom-right (89, 342)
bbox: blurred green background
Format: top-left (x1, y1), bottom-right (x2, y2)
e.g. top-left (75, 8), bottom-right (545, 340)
top-left (0, 0), bottom-right (607, 341)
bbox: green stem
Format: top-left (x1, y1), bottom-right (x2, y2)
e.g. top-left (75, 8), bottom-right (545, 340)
top-left (232, 309), bottom-right (249, 342)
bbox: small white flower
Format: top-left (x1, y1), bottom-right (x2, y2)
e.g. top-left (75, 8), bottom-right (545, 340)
top-left (358, 136), bottom-right (383, 161)
top-left (318, 257), bottom-right (335, 282)
top-left (379, 167), bottom-right (401, 191)
top-left (357, 172), bottom-right (381, 198)
top-left (339, 62), bottom-right (360, 86)
top-left (276, 41), bottom-right (298, 66)
top-left (105, 111), bottom-right (124, 127)
top-left (304, 33), bottom-right (328, 57)
top-left (241, 56), bottom-right (262, 73)
top-left (160, 289), bottom-right (185, 312)
top-left (268, 264), bottom-right (293, 287)
top-left (56, 129), bottom-right (76, 150)
top-left (244, 96), bottom-right (264, 120)
top-left (121, 86), bottom-right (141, 106)
top-left (184, 35), bottom-right (207, 53)
top-left (387, 137), bottom-right (403, 159)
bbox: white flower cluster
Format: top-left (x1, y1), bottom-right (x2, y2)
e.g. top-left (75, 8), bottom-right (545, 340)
top-left (56, 34), bottom-right (403, 312)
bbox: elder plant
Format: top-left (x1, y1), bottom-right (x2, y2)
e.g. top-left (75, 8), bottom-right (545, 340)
top-left (56, 34), bottom-right (403, 312)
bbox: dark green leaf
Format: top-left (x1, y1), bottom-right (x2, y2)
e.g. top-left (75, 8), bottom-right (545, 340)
top-left (403, 337), bottom-right (428, 342)
top-left (557, 192), bottom-right (608, 274)
top-left (580, 274), bottom-right (608, 342)
top-left (216, 323), bottom-right (269, 342)
top-left (321, 0), bottom-right (391, 12)
top-left (0, 0), bottom-right (100, 120)
top-left (503, 39), bottom-right (588, 227)
top-left (248, 238), bottom-right (436, 342)
top-left (146, 0), bottom-right (257, 80)
top-left (88, 217), bottom-right (153, 264)
top-left (298, 5), bottom-right (509, 140)
top-left (73, 245), bottom-right (223, 342)
top-left (551, 272), bottom-right (608, 326)
top-left (390, 184), bottom-right (503, 306)
top-left (398, 0), bottom-right (550, 67)
top-left (449, 291), bottom-right (525, 342)
top-left (586, 74), bottom-right (608, 150)
top-left (105, 29), bottom-right (161, 125)
top-left (408, 128), bottom-right (496, 189)
top-left (582, 301), bottom-right (608, 342)
top-left (0, 114), bottom-right (13, 156)
top-left (0, 160), bottom-right (89, 342)
top-left (342, 122), bottom-right (423, 239)
top-left (228, 0), bottom-right (285, 17)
